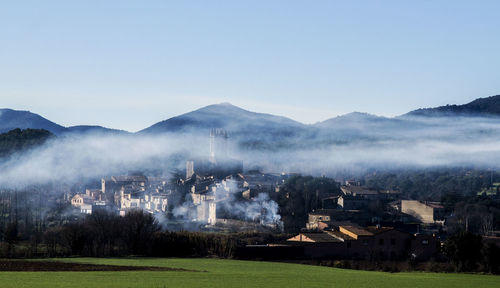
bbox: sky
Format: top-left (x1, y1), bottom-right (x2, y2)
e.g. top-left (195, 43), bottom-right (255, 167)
top-left (1, 0), bottom-right (499, 132)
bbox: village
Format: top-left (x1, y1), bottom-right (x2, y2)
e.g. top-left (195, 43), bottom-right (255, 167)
top-left (69, 168), bottom-right (290, 231)
top-left (68, 167), bottom-right (492, 261)
top-left (69, 130), bottom-right (289, 231)
top-left (63, 130), bottom-right (499, 262)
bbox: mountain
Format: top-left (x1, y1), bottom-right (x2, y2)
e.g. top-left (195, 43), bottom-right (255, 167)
top-left (0, 108), bottom-right (66, 134)
top-left (316, 112), bottom-right (404, 128)
top-left (312, 112), bottom-right (428, 143)
top-left (3, 94), bottom-right (500, 143)
top-left (0, 108), bottom-right (127, 136)
top-left (65, 125), bottom-right (129, 135)
top-left (139, 102), bottom-right (309, 149)
top-left (140, 102), bottom-right (305, 134)
top-left (405, 95), bottom-right (500, 117)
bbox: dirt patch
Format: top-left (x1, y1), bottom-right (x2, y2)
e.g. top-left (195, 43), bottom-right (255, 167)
top-left (0, 260), bottom-right (199, 272)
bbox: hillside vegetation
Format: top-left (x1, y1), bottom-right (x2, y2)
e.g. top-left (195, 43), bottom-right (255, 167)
top-left (407, 95), bottom-right (500, 117)
top-left (0, 128), bottom-right (53, 158)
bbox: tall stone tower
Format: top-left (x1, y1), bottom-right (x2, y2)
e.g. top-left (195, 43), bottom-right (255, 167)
top-left (209, 129), bottom-right (229, 163)
top-left (209, 129), bottom-right (216, 163)
top-left (186, 160), bottom-right (194, 180)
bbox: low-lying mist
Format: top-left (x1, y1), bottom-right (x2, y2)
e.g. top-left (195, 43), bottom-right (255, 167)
top-left (1, 115), bottom-right (500, 189)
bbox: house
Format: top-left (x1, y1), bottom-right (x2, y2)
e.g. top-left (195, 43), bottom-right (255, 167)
top-left (339, 226), bottom-right (414, 260)
top-left (71, 194), bottom-right (93, 207)
top-left (308, 209), bottom-right (335, 224)
top-left (229, 172), bottom-right (282, 196)
top-left (288, 232), bottom-right (342, 243)
top-left (287, 225), bottom-right (437, 260)
top-left (340, 186), bottom-right (379, 200)
top-left (71, 193), bottom-right (111, 215)
top-left (80, 204), bottom-right (93, 214)
top-left (337, 195), bottom-right (367, 210)
top-left (306, 209), bottom-right (369, 230)
top-left (120, 194), bottom-right (141, 210)
top-left (85, 189), bottom-right (104, 200)
top-left (196, 200), bottom-right (216, 224)
top-left (401, 200), bottom-right (445, 225)
top-left (144, 194), bottom-right (168, 213)
top-left (101, 174), bottom-right (148, 196)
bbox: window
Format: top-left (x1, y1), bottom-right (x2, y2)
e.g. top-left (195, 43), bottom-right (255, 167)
top-left (379, 239), bottom-right (384, 246)
top-left (347, 242), bottom-right (351, 248)
top-left (391, 238), bottom-right (396, 245)
top-left (422, 240), bottom-right (429, 245)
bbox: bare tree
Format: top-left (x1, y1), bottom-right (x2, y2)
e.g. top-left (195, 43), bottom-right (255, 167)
top-left (480, 212), bottom-right (494, 236)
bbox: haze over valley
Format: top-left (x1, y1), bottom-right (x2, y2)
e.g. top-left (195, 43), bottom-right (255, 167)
top-left (1, 95), bottom-right (500, 188)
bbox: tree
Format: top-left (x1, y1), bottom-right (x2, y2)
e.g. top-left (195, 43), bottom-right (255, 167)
top-left (86, 209), bottom-right (121, 256)
top-left (61, 222), bottom-right (89, 256)
top-left (121, 210), bottom-right (161, 255)
top-left (4, 222), bottom-right (19, 257)
top-left (483, 243), bottom-right (500, 274)
top-left (277, 176), bottom-right (340, 233)
top-left (444, 232), bottom-right (483, 271)
top-left (0, 128), bottom-right (53, 158)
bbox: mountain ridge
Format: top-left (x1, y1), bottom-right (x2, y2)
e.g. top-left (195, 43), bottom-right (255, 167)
top-left (0, 108), bottom-right (66, 134)
top-left (405, 95), bottom-right (500, 117)
top-left (0, 109), bottom-right (125, 135)
top-left (2, 95), bottom-right (500, 135)
top-left (139, 102), bottom-right (305, 134)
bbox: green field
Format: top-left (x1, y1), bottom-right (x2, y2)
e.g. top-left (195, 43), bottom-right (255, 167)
top-left (1, 258), bottom-right (498, 288)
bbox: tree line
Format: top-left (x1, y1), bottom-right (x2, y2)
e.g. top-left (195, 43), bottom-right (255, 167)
top-left (1, 208), bottom-right (289, 258)
top-left (443, 231), bottom-right (500, 274)
top-left (364, 168), bottom-right (499, 200)
top-left (0, 128), bottom-right (53, 159)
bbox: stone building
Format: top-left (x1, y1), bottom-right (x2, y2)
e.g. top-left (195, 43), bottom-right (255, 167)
top-left (287, 225), bottom-right (438, 260)
top-left (340, 185), bottom-right (380, 200)
top-left (401, 200), bottom-right (445, 224)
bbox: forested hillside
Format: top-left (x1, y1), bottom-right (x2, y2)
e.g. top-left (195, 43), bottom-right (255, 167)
top-left (0, 128), bottom-right (53, 158)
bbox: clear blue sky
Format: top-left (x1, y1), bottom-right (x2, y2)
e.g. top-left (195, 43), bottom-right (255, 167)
top-left (1, 0), bottom-right (499, 131)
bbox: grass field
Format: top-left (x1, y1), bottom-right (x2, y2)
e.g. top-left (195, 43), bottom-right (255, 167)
top-left (0, 258), bottom-right (499, 288)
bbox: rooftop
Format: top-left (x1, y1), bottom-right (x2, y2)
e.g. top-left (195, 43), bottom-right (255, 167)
top-left (288, 232), bottom-right (342, 243)
top-left (426, 202), bottom-right (444, 209)
top-left (111, 175), bottom-right (148, 183)
top-left (309, 209), bottom-right (340, 216)
top-left (340, 226), bottom-right (374, 237)
top-left (326, 230), bottom-right (355, 241)
top-left (365, 226), bottom-right (394, 235)
top-left (341, 186), bottom-right (379, 195)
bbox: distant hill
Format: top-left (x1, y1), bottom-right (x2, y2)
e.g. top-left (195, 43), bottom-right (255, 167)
top-left (0, 108), bottom-right (66, 134)
top-left (312, 112), bottom-right (429, 142)
top-left (139, 103), bottom-right (309, 149)
top-left (65, 125), bottom-right (129, 135)
top-left (405, 95), bottom-right (500, 117)
top-left (2, 94), bottom-right (500, 146)
top-left (0, 128), bottom-right (53, 158)
top-left (140, 102), bottom-right (305, 135)
top-left (316, 112), bottom-right (404, 128)
top-left (0, 109), bottom-right (126, 135)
